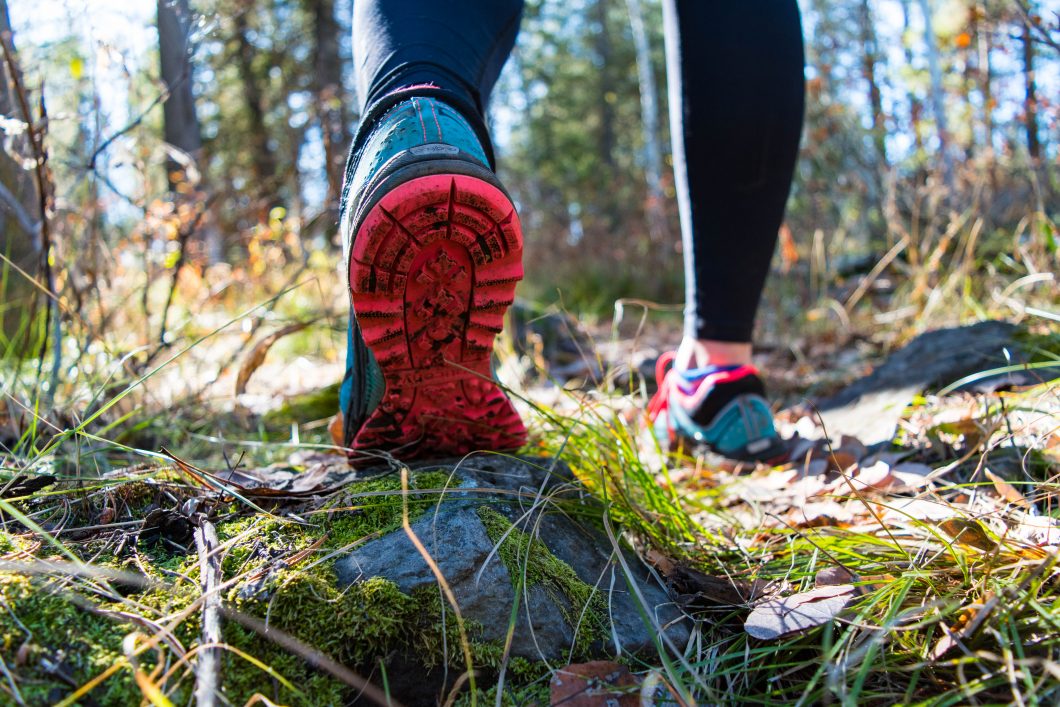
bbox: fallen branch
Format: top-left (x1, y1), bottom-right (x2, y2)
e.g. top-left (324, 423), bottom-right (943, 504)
top-left (194, 519), bottom-right (222, 707)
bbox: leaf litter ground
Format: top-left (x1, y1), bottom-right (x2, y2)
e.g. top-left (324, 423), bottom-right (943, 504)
top-left (1, 318), bottom-right (1058, 705)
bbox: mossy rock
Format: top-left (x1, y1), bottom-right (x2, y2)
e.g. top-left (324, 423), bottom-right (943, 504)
top-left (0, 458), bottom-right (686, 706)
top-left (334, 456), bottom-right (689, 704)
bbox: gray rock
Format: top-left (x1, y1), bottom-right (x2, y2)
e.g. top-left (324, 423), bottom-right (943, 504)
top-left (333, 456), bottom-right (690, 667)
top-left (814, 321), bottom-right (1023, 444)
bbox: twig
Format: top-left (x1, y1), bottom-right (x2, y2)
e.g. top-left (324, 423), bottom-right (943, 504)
top-left (194, 518), bottom-right (222, 707)
top-left (86, 82), bottom-right (173, 171)
top-left (147, 194), bottom-right (217, 365)
top-left (1012, 0), bottom-right (1060, 54)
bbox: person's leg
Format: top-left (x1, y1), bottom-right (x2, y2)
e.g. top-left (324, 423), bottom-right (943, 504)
top-left (650, 0), bottom-right (804, 460)
top-left (663, 0), bottom-right (805, 368)
top-left (337, 0), bottom-right (526, 461)
top-left (350, 0), bottom-right (524, 169)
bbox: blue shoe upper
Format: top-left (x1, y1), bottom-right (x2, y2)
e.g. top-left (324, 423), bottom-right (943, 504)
top-left (648, 356), bottom-right (785, 461)
top-left (340, 97), bottom-right (491, 276)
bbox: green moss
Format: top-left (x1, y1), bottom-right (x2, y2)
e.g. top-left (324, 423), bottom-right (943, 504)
top-left (455, 677), bottom-right (552, 707)
top-left (0, 571), bottom-right (199, 706)
top-left (222, 573), bottom-right (420, 704)
top-left (476, 506), bottom-right (608, 657)
top-left (0, 472), bottom-right (550, 705)
top-left (262, 382), bottom-right (341, 429)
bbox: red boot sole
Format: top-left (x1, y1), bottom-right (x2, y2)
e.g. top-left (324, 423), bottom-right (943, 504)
top-left (347, 174), bottom-right (527, 458)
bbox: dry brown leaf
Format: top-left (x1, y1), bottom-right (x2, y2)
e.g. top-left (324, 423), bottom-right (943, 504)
top-left (835, 434), bottom-right (868, 461)
top-left (166, 447), bottom-right (354, 498)
top-left (938, 518), bottom-right (997, 552)
top-left (827, 451), bottom-right (860, 472)
top-left (550, 661), bottom-right (640, 707)
top-left (930, 622), bottom-right (959, 659)
top-left (847, 461), bottom-right (895, 491)
top-left (744, 585), bottom-right (856, 640)
top-left (670, 565), bottom-right (763, 606)
top-left (644, 548), bottom-right (677, 576)
top-left (889, 462), bottom-right (934, 490)
top-left (985, 469), bottom-right (1031, 509)
top-left (235, 322), bottom-right (311, 395)
top-left (329, 412), bottom-right (344, 448)
top-left (815, 566), bottom-right (856, 587)
top-left (791, 500), bottom-right (853, 528)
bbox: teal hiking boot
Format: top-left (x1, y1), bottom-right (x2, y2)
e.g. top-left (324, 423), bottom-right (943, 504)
top-left (335, 94), bottom-right (526, 461)
top-left (646, 352), bottom-right (787, 462)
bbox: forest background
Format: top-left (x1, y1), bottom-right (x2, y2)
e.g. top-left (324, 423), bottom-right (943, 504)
top-left (2, 0), bottom-right (1056, 374)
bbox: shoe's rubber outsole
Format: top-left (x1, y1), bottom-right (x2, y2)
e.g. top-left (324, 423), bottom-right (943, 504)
top-left (347, 173), bottom-right (527, 457)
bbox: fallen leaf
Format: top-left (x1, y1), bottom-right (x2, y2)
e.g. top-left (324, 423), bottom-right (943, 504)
top-left (985, 469), bottom-right (1031, 509)
top-left (880, 498), bottom-right (954, 524)
top-left (165, 448), bottom-right (354, 499)
top-left (931, 593), bottom-right (995, 658)
top-left (846, 461), bottom-right (895, 491)
top-left (826, 451), bottom-right (860, 472)
top-left (930, 622), bottom-right (959, 659)
top-left (550, 661), bottom-right (640, 707)
top-left (669, 565), bottom-right (762, 606)
top-left (644, 548), bottom-right (676, 575)
top-left (815, 566), bottom-right (855, 587)
top-left (139, 508), bottom-right (194, 548)
top-left (890, 462), bottom-right (934, 490)
top-left (836, 434), bottom-right (868, 462)
top-left (1013, 514), bottom-right (1060, 546)
top-left (235, 322), bottom-right (311, 395)
top-left (0, 474), bottom-right (57, 499)
top-left (744, 585), bottom-right (856, 640)
top-left (329, 412), bottom-right (344, 448)
top-left (790, 500), bottom-right (853, 528)
top-left (938, 518), bottom-right (997, 552)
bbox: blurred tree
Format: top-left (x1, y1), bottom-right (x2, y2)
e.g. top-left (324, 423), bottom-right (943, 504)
top-left (158, 0), bottom-right (203, 190)
top-left (306, 0), bottom-right (349, 207)
top-left (232, 2), bottom-right (279, 212)
top-left (497, 0), bottom-right (680, 307)
top-left (1021, 3), bottom-right (1041, 162)
top-left (624, 0), bottom-right (668, 245)
top-left (918, 0), bottom-right (955, 187)
top-left (0, 0), bottom-right (43, 349)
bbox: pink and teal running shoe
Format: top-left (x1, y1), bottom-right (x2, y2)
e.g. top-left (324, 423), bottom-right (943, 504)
top-left (647, 352), bottom-right (787, 462)
top-left (336, 94), bottom-right (526, 460)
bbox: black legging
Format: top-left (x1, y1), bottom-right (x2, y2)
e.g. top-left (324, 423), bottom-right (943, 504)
top-left (351, 0), bottom-right (805, 343)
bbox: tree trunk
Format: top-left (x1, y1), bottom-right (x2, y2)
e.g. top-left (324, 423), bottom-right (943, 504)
top-left (975, 3), bottom-right (993, 152)
top-left (157, 0), bottom-right (221, 262)
top-left (0, 0), bottom-right (44, 346)
top-left (591, 0), bottom-right (616, 171)
top-left (233, 5), bottom-right (278, 211)
top-left (859, 0), bottom-right (888, 170)
top-left (308, 0), bottom-right (348, 208)
top-left (900, 0), bottom-right (925, 156)
top-left (624, 0), bottom-right (668, 244)
top-left (158, 0), bottom-right (202, 188)
top-left (1022, 18), bottom-right (1040, 162)
top-left (917, 0), bottom-right (954, 188)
